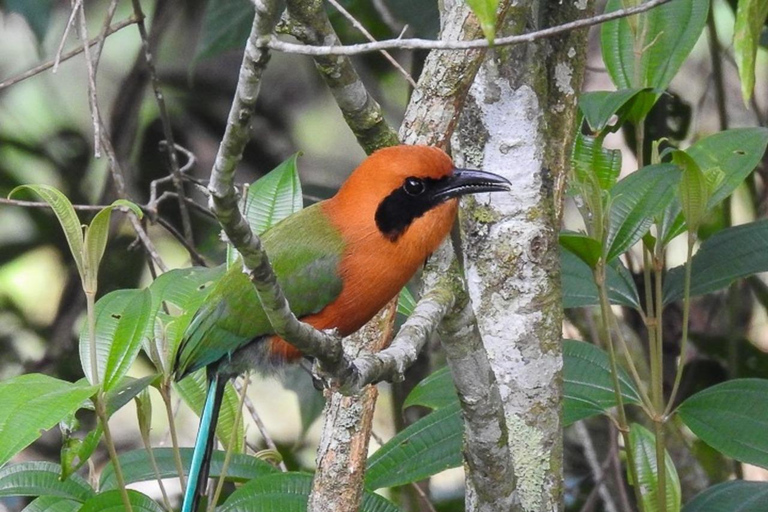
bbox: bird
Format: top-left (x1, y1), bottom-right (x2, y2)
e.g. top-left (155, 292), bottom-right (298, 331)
top-left (174, 144), bottom-right (511, 512)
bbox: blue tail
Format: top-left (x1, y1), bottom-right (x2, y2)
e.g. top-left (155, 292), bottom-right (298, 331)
top-left (182, 371), bottom-right (226, 512)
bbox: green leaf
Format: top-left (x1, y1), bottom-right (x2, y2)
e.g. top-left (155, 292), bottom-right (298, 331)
top-left (8, 185), bottom-right (84, 281)
top-left (563, 340), bottom-right (642, 426)
top-left (104, 374), bottom-right (160, 416)
top-left (21, 496), bottom-right (81, 512)
top-left (195, 0), bottom-right (254, 62)
top-left (629, 423), bottom-right (682, 512)
top-left (688, 127), bottom-right (768, 210)
top-left (606, 163), bottom-right (681, 261)
top-left (365, 403), bottom-right (462, 490)
top-left (734, 0), bottom-right (768, 104)
top-left (683, 480), bottom-right (768, 512)
top-left (79, 289), bottom-right (153, 390)
top-left (601, 0), bottom-right (709, 91)
top-left (0, 462), bottom-right (94, 501)
top-left (244, 154), bottom-right (303, 235)
top-left (663, 220), bottom-right (768, 304)
top-left (100, 447), bottom-right (277, 490)
top-left (403, 366), bottom-right (457, 410)
top-left (561, 247), bottom-right (641, 310)
top-left (559, 231), bottom-right (602, 269)
top-left (466, 0), bottom-right (499, 42)
top-left (219, 472), bottom-right (401, 512)
top-left (79, 489), bottom-right (164, 512)
top-left (4, 0), bottom-right (54, 44)
top-left (173, 369), bottom-right (244, 452)
top-left (0, 375), bottom-right (96, 466)
top-left (82, 200), bottom-right (142, 293)
top-left (673, 150), bottom-right (709, 233)
top-left (677, 379), bottom-right (768, 469)
top-left (572, 130), bottom-right (622, 192)
top-left (397, 286), bottom-right (417, 317)
top-left (579, 88), bottom-right (654, 131)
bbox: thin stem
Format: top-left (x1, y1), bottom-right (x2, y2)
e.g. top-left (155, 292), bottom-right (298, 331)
top-left (664, 235), bottom-right (694, 416)
top-left (140, 424), bottom-right (172, 510)
top-left (96, 397), bottom-right (134, 512)
top-left (652, 241), bottom-right (666, 512)
top-left (160, 381), bottom-right (187, 492)
top-left (608, 312), bottom-right (654, 413)
top-left (86, 292), bottom-right (99, 387)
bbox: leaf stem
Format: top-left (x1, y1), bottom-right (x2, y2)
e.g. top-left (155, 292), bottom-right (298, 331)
top-left (664, 235), bottom-right (694, 416)
top-left (86, 291), bottom-right (99, 387)
top-left (160, 380), bottom-right (187, 492)
top-left (140, 421), bottom-right (172, 510)
top-left (95, 397), bottom-right (133, 512)
top-left (652, 240), bottom-right (666, 512)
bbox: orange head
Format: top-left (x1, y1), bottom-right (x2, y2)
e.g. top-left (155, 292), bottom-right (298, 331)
top-left (333, 145), bottom-right (511, 242)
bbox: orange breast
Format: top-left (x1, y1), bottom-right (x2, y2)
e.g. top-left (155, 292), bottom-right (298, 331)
top-left (269, 198), bottom-right (458, 362)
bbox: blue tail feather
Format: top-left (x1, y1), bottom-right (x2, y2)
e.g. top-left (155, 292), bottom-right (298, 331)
top-left (181, 372), bottom-right (226, 512)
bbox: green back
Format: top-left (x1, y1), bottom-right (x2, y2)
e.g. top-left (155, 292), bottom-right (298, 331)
top-left (175, 203), bottom-right (344, 377)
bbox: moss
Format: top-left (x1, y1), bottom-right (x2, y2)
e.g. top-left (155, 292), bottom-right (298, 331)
top-left (472, 204), bottom-right (500, 224)
top-left (508, 414), bottom-right (549, 512)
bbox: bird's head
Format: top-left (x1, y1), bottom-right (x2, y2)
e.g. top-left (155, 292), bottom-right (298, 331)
top-left (335, 145), bottom-right (511, 241)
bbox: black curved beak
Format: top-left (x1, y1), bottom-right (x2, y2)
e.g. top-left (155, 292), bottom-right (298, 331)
top-left (432, 168), bottom-right (512, 201)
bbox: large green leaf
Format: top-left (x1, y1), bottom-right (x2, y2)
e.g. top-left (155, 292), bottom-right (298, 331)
top-left (78, 490), bottom-right (164, 512)
top-left (0, 375), bottom-right (96, 466)
top-left (677, 379), bottom-right (768, 469)
top-left (563, 340), bottom-right (642, 426)
top-left (601, 0), bottom-right (709, 91)
top-left (606, 164), bottom-right (681, 261)
top-left (219, 472), bottom-right (400, 512)
top-left (245, 153), bottom-right (303, 235)
top-left (403, 366), bottom-right (457, 411)
top-left (195, 0), bottom-right (253, 62)
top-left (21, 496), bottom-right (80, 512)
top-left (629, 423), bottom-right (681, 512)
top-left (173, 370), bottom-right (244, 452)
top-left (365, 403), bottom-right (462, 490)
top-left (579, 88), bottom-right (654, 131)
top-left (0, 462), bottom-right (94, 501)
top-left (8, 185), bottom-right (84, 280)
top-left (674, 150), bottom-right (709, 233)
top-left (79, 288), bottom-right (153, 390)
top-left (104, 375), bottom-right (160, 416)
top-left (688, 127), bottom-right (768, 210)
top-left (82, 200), bottom-right (142, 293)
top-left (683, 480), bottom-right (768, 512)
top-left (559, 231), bottom-right (602, 269)
top-left (734, 0), bottom-right (768, 103)
top-left (561, 247), bottom-right (640, 310)
top-left (663, 220), bottom-right (768, 304)
top-left (100, 447), bottom-right (276, 490)
top-left (572, 130), bottom-right (622, 192)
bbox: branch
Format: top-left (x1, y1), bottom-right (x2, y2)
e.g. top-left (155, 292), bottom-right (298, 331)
top-left (262, 0), bottom-right (671, 55)
top-left (342, 247), bottom-right (457, 394)
top-left (207, 0), bottom-right (347, 375)
top-left (284, 0), bottom-right (399, 153)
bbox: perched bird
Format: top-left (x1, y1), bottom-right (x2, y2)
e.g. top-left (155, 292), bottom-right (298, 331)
top-left (175, 145), bottom-right (510, 512)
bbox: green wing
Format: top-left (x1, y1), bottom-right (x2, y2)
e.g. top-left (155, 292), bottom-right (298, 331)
top-left (175, 203), bottom-right (344, 377)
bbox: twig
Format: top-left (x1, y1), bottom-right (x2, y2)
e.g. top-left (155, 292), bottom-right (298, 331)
top-left (74, 0), bottom-right (102, 157)
top-left (232, 377), bottom-right (287, 472)
top-left (325, 0), bottom-right (417, 87)
top-left (93, 0), bottom-right (121, 72)
top-left (53, 0), bottom-right (84, 72)
top-left (574, 421), bottom-right (618, 512)
top-left (0, 197), bottom-right (111, 210)
top-left (207, 0), bottom-right (347, 375)
top-left (285, 0), bottom-right (399, 153)
top-left (0, 17), bottom-right (138, 91)
top-left (262, 0), bottom-right (672, 55)
top-left (155, 217), bottom-right (208, 266)
top-left (130, 0), bottom-right (195, 244)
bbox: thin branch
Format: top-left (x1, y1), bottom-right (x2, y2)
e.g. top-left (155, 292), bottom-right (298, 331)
top-left (74, 0), bottom-right (102, 157)
top-left (93, 0), bottom-right (121, 72)
top-left (262, 0), bottom-right (671, 55)
top-left (130, 0), bottom-right (194, 244)
top-left (325, 0), bottom-right (416, 87)
top-left (207, 0), bottom-right (347, 375)
top-left (155, 217), bottom-right (208, 266)
top-left (53, 0), bottom-right (84, 72)
top-left (285, 0), bottom-right (399, 153)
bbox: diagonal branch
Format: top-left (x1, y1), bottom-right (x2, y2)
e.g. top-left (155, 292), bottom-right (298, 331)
top-left (207, 0), bottom-right (347, 375)
top-left (263, 0), bottom-right (671, 55)
top-left (283, 0), bottom-right (399, 154)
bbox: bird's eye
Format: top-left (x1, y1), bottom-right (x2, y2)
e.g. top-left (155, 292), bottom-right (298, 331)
top-left (403, 177), bottom-right (425, 196)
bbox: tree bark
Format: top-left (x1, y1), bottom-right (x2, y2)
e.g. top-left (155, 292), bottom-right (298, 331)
top-left (451, 1), bottom-right (592, 510)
